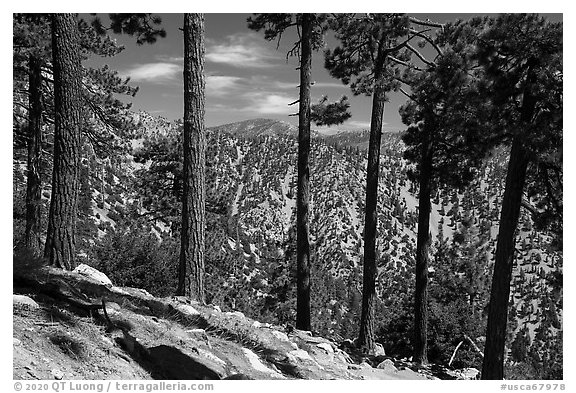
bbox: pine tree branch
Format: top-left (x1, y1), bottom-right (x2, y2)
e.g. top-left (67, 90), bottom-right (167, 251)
top-left (409, 28), bottom-right (444, 57)
top-left (409, 17), bottom-right (445, 29)
top-left (398, 87), bottom-right (415, 100)
top-left (405, 43), bottom-right (435, 67)
top-left (388, 55), bottom-right (425, 71)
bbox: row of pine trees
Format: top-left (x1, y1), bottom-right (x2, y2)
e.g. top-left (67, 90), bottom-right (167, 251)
top-left (14, 13), bottom-right (562, 380)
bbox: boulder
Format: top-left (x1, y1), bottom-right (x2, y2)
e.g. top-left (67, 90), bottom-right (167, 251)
top-left (270, 330), bottom-right (290, 342)
top-left (13, 294), bottom-right (40, 309)
top-left (372, 343), bottom-right (386, 357)
top-left (51, 369), bottom-right (64, 380)
top-left (226, 311), bottom-right (245, 319)
top-left (175, 303), bottom-right (200, 316)
top-left (376, 359), bottom-right (398, 373)
top-left (73, 264), bottom-right (112, 286)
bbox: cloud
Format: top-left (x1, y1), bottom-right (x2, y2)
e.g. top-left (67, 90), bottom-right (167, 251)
top-left (206, 33), bottom-right (277, 68)
top-left (346, 120), bottom-right (373, 130)
top-left (155, 55), bottom-right (184, 63)
top-left (206, 75), bottom-right (244, 97)
top-left (123, 62), bottom-right (181, 83)
top-left (243, 92), bottom-right (293, 115)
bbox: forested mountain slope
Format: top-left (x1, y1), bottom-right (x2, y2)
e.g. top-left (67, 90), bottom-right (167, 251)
top-left (12, 116), bottom-right (562, 378)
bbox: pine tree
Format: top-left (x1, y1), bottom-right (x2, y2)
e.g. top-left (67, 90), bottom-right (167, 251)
top-left (248, 13), bottom-right (350, 330)
top-left (24, 54), bottom-right (44, 256)
top-left (177, 13), bottom-right (206, 302)
top-left (44, 13), bottom-right (83, 269)
top-left (478, 14), bottom-right (562, 380)
top-left (13, 13), bottom-right (163, 259)
top-left (325, 13), bottom-right (410, 353)
top-left (398, 17), bottom-right (492, 364)
top-left (13, 14), bottom-right (51, 256)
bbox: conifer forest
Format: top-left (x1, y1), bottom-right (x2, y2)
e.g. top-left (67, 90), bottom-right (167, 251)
top-left (13, 13), bottom-right (563, 381)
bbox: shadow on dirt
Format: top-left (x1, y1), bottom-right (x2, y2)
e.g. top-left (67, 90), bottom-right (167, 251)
top-left (116, 335), bottom-right (221, 380)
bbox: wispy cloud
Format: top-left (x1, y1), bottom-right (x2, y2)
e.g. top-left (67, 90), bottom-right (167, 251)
top-left (155, 55), bottom-right (184, 63)
top-left (346, 120), bottom-right (373, 130)
top-left (242, 92), bottom-right (293, 115)
top-left (123, 62), bottom-right (181, 83)
top-left (206, 75), bottom-right (244, 97)
top-left (206, 33), bottom-right (278, 68)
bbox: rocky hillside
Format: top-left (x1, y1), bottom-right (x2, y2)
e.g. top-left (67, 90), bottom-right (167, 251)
top-left (14, 263), bottom-right (458, 380)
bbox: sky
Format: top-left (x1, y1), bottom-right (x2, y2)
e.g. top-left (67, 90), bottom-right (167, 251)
top-left (83, 13), bottom-right (565, 133)
top-left (86, 13), bottom-right (384, 132)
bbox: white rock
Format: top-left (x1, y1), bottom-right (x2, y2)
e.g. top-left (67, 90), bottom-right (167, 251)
top-left (226, 311), bottom-right (245, 319)
top-left (73, 264), bottom-right (112, 286)
top-left (176, 303), bottom-right (200, 316)
top-left (51, 369), bottom-right (64, 380)
top-left (271, 330), bottom-right (290, 342)
top-left (252, 321), bottom-right (262, 328)
top-left (13, 294), bottom-right (40, 309)
top-left (289, 349), bottom-right (314, 361)
top-left (13, 337), bottom-right (21, 346)
top-left (316, 342), bottom-right (334, 354)
top-left (376, 359), bottom-right (397, 372)
top-left (242, 348), bottom-right (279, 375)
top-left (459, 367), bottom-right (480, 380)
top-left (188, 328), bottom-right (206, 334)
top-left (372, 343), bottom-right (386, 357)
top-left (197, 348), bottom-right (227, 367)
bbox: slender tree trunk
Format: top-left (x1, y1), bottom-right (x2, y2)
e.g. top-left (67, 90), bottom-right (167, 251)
top-left (296, 13), bottom-right (313, 331)
top-left (177, 13), bottom-right (206, 302)
top-left (25, 55), bottom-right (43, 256)
top-left (358, 50), bottom-right (386, 352)
top-left (482, 63), bottom-right (537, 379)
top-left (44, 14), bottom-right (83, 269)
top-left (413, 133), bottom-right (433, 365)
top-left (481, 137), bottom-right (530, 379)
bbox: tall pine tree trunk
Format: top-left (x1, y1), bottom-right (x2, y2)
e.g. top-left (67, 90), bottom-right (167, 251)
top-left (177, 13), bottom-right (206, 302)
top-left (25, 55), bottom-right (43, 256)
top-left (413, 134), bottom-right (433, 364)
top-left (296, 13), bottom-right (313, 331)
top-left (358, 49), bottom-right (386, 352)
top-left (482, 63), bottom-right (537, 379)
top-left (44, 14), bottom-right (83, 269)
top-left (482, 136), bottom-right (529, 379)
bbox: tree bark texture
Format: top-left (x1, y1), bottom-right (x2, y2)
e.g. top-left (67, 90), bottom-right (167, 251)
top-left (481, 136), bottom-right (530, 379)
top-left (358, 46), bottom-right (386, 352)
top-left (296, 13), bottom-right (313, 331)
top-left (482, 64), bottom-right (538, 379)
top-left (413, 132), bottom-right (433, 365)
top-left (25, 55), bottom-right (43, 256)
top-left (177, 13), bottom-right (206, 302)
top-left (44, 14), bottom-right (83, 269)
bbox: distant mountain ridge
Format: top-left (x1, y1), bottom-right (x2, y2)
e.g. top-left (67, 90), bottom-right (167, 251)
top-left (210, 118), bottom-right (297, 138)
